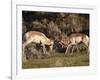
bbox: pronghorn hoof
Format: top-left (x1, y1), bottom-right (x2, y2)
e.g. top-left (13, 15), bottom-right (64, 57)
top-left (65, 53), bottom-right (68, 56)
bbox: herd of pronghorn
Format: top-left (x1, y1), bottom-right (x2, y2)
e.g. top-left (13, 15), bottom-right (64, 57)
top-left (22, 31), bottom-right (89, 61)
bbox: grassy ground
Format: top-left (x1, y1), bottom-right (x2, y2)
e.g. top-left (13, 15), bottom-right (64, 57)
top-left (22, 51), bottom-right (89, 69)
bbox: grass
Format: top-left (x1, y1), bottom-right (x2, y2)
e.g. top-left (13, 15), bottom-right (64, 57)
top-left (22, 51), bottom-right (89, 69)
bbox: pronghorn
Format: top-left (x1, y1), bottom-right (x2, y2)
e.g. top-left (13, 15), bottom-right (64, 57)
top-left (22, 31), bottom-right (54, 61)
top-left (59, 33), bottom-right (89, 54)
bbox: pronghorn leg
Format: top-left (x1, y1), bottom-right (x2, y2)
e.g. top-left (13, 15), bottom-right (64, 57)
top-left (70, 45), bottom-right (77, 55)
top-left (75, 44), bottom-right (79, 53)
top-left (50, 45), bottom-right (53, 51)
top-left (83, 42), bottom-right (89, 54)
top-left (49, 44), bottom-right (53, 55)
top-left (65, 47), bottom-right (68, 55)
top-left (41, 43), bottom-right (46, 55)
top-left (71, 45), bottom-right (75, 54)
top-left (65, 44), bottom-right (72, 55)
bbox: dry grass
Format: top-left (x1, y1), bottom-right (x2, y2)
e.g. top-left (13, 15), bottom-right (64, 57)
top-left (22, 51), bottom-right (89, 69)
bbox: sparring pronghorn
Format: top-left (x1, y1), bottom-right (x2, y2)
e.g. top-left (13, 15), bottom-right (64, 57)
top-left (59, 33), bottom-right (89, 54)
top-left (22, 31), bottom-right (54, 61)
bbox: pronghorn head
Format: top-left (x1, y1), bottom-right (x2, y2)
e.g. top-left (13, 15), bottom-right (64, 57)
top-left (59, 36), bottom-right (70, 48)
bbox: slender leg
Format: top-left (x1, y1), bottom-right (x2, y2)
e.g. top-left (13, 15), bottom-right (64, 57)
top-left (75, 44), bottom-right (79, 53)
top-left (42, 43), bottom-right (46, 55)
top-left (49, 45), bottom-right (53, 51)
top-left (71, 45), bottom-right (74, 54)
top-left (65, 46), bottom-right (69, 55)
top-left (84, 42), bottom-right (89, 54)
top-left (70, 44), bottom-right (75, 55)
top-left (65, 44), bottom-right (72, 55)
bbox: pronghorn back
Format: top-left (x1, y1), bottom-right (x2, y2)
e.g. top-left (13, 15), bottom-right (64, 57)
top-left (24, 31), bottom-right (53, 46)
top-left (69, 33), bottom-right (89, 45)
top-left (59, 33), bottom-right (89, 48)
top-left (25, 31), bottom-right (47, 40)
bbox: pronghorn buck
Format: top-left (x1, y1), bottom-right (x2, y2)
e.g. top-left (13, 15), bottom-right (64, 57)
top-left (22, 31), bottom-right (54, 61)
top-left (59, 33), bottom-right (89, 54)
